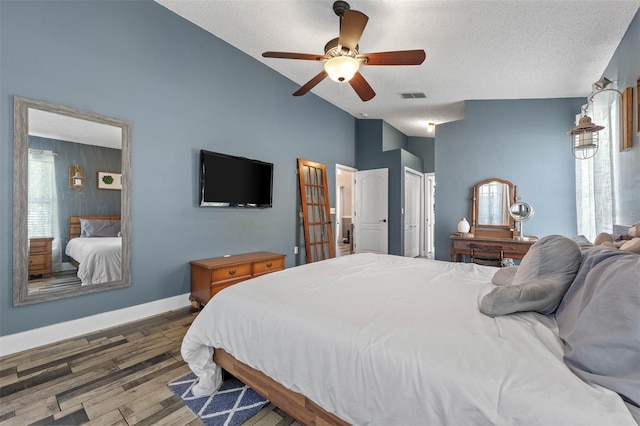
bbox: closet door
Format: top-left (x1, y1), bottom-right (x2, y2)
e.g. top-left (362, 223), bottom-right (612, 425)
top-left (298, 159), bottom-right (335, 263)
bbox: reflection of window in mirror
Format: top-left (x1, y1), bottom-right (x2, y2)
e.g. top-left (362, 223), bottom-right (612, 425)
top-left (477, 181), bottom-right (510, 226)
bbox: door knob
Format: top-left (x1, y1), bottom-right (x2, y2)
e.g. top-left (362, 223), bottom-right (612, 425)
top-left (380, 219), bottom-right (387, 223)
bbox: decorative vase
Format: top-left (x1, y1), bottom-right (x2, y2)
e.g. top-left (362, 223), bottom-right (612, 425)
top-left (457, 218), bottom-right (470, 233)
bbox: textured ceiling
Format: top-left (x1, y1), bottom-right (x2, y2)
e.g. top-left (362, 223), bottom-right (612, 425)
top-left (29, 109), bottom-right (122, 149)
top-left (155, 0), bottom-right (639, 136)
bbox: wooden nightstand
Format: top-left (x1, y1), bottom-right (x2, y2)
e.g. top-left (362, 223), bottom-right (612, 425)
top-left (29, 237), bottom-right (54, 278)
top-left (190, 251), bottom-right (286, 308)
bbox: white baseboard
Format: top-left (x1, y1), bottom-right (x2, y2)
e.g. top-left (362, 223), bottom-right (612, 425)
top-left (0, 293), bottom-right (192, 357)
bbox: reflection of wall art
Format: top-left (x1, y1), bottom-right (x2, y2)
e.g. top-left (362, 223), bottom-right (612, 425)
top-left (621, 86), bottom-right (633, 151)
top-left (98, 171), bottom-right (122, 190)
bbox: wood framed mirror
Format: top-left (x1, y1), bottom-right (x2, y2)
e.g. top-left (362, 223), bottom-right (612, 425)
top-left (13, 96), bottom-right (131, 306)
top-left (470, 178), bottom-right (517, 239)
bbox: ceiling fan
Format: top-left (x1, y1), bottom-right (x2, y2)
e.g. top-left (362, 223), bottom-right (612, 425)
top-left (262, 1), bottom-right (426, 102)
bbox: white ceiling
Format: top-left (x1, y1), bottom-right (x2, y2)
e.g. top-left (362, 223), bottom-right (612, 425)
top-left (155, 0), bottom-right (639, 137)
top-left (29, 109), bottom-right (122, 149)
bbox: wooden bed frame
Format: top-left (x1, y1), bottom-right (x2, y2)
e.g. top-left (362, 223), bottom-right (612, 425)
top-left (213, 348), bottom-right (349, 426)
top-left (68, 216), bottom-right (120, 267)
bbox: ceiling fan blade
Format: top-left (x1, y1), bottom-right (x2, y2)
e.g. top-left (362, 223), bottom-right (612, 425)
top-left (338, 10), bottom-right (368, 52)
top-left (293, 70), bottom-right (328, 96)
top-left (349, 72), bottom-right (375, 102)
top-left (358, 50), bottom-right (426, 66)
top-left (262, 52), bottom-right (325, 61)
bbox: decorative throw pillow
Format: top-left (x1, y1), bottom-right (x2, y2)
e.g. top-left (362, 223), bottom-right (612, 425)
top-left (491, 266), bottom-right (518, 286)
top-left (80, 219), bottom-right (121, 237)
top-left (555, 246), bottom-right (640, 407)
top-left (479, 235), bottom-right (582, 317)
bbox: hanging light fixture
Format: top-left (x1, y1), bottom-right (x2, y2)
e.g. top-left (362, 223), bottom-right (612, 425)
top-left (69, 165), bottom-right (85, 190)
top-left (567, 76), bottom-right (622, 160)
top-left (324, 56), bottom-right (360, 82)
top-left (427, 122), bottom-right (435, 133)
top-left (567, 115), bottom-right (604, 160)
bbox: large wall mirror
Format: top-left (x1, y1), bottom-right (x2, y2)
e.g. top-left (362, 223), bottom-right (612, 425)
top-left (470, 177), bottom-right (517, 238)
top-left (13, 96), bottom-right (131, 306)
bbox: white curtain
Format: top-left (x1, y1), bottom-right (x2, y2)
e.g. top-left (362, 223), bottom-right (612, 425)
top-left (28, 149), bottom-right (62, 272)
top-left (575, 90), bottom-right (619, 242)
top-left (478, 182), bottom-right (509, 225)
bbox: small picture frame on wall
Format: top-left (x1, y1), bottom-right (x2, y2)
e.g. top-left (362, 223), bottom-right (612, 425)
top-left (97, 171), bottom-right (122, 190)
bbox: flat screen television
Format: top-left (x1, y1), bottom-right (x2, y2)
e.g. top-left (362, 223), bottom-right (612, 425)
top-left (200, 150), bottom-right (273, 208)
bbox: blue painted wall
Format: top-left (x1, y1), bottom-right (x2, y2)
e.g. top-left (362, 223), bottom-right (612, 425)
top-left (355, 120), bottom-right (424, 256)
top-left (0, 0), bottom-right (355, 336)
top-left (434, 98), bottom-right (586, 260)
top-left (29, 136), bottom-right (122, 262)
top-left (602, 9), bottom-right (640, 225)
top-left (408, 137), bottom-right (435, 173)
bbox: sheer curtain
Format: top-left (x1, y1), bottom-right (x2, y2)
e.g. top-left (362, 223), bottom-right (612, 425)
top-left (575, 90), bottom-right (619, 242)
top-left (28, 149), bottom-right (62, 272)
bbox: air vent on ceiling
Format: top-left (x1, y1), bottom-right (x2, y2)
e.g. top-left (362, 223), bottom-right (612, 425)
top-left (399, 92), bottom-right (426, 99)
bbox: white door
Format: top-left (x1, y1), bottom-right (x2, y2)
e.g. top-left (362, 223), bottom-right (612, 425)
top-left (404, 168), bottom-right (422, 257)
top-left (424, 173), bottom-right (435, 258)
top-left (354, 168), bottom-right (388, 254)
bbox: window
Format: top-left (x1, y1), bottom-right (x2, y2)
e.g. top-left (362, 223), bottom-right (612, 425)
top-left (28, 149), bottom-right (62, 270)
top-left (575, 90), bottom-right (619, 242)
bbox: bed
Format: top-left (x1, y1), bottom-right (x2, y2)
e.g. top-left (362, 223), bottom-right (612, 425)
top-left (181, 239), bottom-right (640, 425)
top-left (65, 216), bottom-right (121, 285)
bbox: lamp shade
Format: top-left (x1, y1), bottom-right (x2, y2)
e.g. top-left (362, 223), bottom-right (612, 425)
top-left (324, 56), bottom-right (359, 82)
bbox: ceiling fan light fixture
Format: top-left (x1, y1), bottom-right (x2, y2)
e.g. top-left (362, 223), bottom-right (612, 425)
top-left (324, 56), bottom-right (359, 82)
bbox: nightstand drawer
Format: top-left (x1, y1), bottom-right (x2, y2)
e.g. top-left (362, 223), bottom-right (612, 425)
top-left (29, 254), bottom-right (47, 269)
top-left (29, 238), bottom-right (52, 253)
top-left (211, 263), bottom-right (252, 283)
top-left (254, 257), bottom-right (285, 275)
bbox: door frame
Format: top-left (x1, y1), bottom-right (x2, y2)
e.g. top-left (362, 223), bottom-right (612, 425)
top-left (335, 164), bottom-right (357, 255)
top-left (404, 166), bottom-right (424, 257)
top-left (424, 172), bottom-right (436, 259)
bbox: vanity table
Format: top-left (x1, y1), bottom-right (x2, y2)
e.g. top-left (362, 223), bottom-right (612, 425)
top-left (451, 177), bottom-right (537, 263)
top-left (450, 235), bottom-right (535, 262)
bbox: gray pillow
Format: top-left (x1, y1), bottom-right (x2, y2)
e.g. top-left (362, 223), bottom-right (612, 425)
top-left (491, 266), bottom-right (518, 286)
top-left (556, 246), bottom-right (640, 407)
top-left (80, 219), bottom-right (121, 237)
top-left (480, 235), bottom-right (582, 317)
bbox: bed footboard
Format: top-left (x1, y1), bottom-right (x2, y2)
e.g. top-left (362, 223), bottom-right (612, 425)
top-left (213, 348), bottom-right (349, 426)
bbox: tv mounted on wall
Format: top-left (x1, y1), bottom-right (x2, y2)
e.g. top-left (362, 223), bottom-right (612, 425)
top-left (200, 150), bottom-right (273, 208)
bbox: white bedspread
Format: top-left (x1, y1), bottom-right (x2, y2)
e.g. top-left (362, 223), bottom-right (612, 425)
top-left (65, 237), bottom-right (121, 285)
top-left (182, 253), bottom-right (636, 425)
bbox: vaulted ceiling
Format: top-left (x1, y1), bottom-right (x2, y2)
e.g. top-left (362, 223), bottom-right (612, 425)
top-left (156, 0), bottom-right (640, 136)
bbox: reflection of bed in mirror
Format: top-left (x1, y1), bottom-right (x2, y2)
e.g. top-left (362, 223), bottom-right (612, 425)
top-left (65, 216), bottom-right (121, 285)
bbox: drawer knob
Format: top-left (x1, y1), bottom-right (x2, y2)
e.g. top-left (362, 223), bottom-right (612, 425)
top-left (266, 262), bottom-right (272, 268)
top-left (228, 269), bottom-right (236, 276)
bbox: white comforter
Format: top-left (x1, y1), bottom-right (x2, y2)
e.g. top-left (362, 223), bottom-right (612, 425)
top-left (182, 253), bottom-right (636, 425)
top-left (65, 237), bottom-right (121, 285)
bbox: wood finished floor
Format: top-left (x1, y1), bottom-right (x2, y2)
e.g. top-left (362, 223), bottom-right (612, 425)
top-left (0, 307), bottom-right (297, 426)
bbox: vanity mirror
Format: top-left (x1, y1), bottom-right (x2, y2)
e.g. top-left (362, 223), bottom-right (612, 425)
top-left (13, 96), bottom-right (130, 306)
top-left (470, 178), bottom-right (517, 238)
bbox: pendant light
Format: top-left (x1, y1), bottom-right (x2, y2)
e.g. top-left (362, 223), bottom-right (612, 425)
top-left (568, 115), bottom-right (604, 160)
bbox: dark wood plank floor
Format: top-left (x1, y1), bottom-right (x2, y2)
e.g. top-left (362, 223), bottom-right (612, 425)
top-left (0, 307), bottom-right (296, 426)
